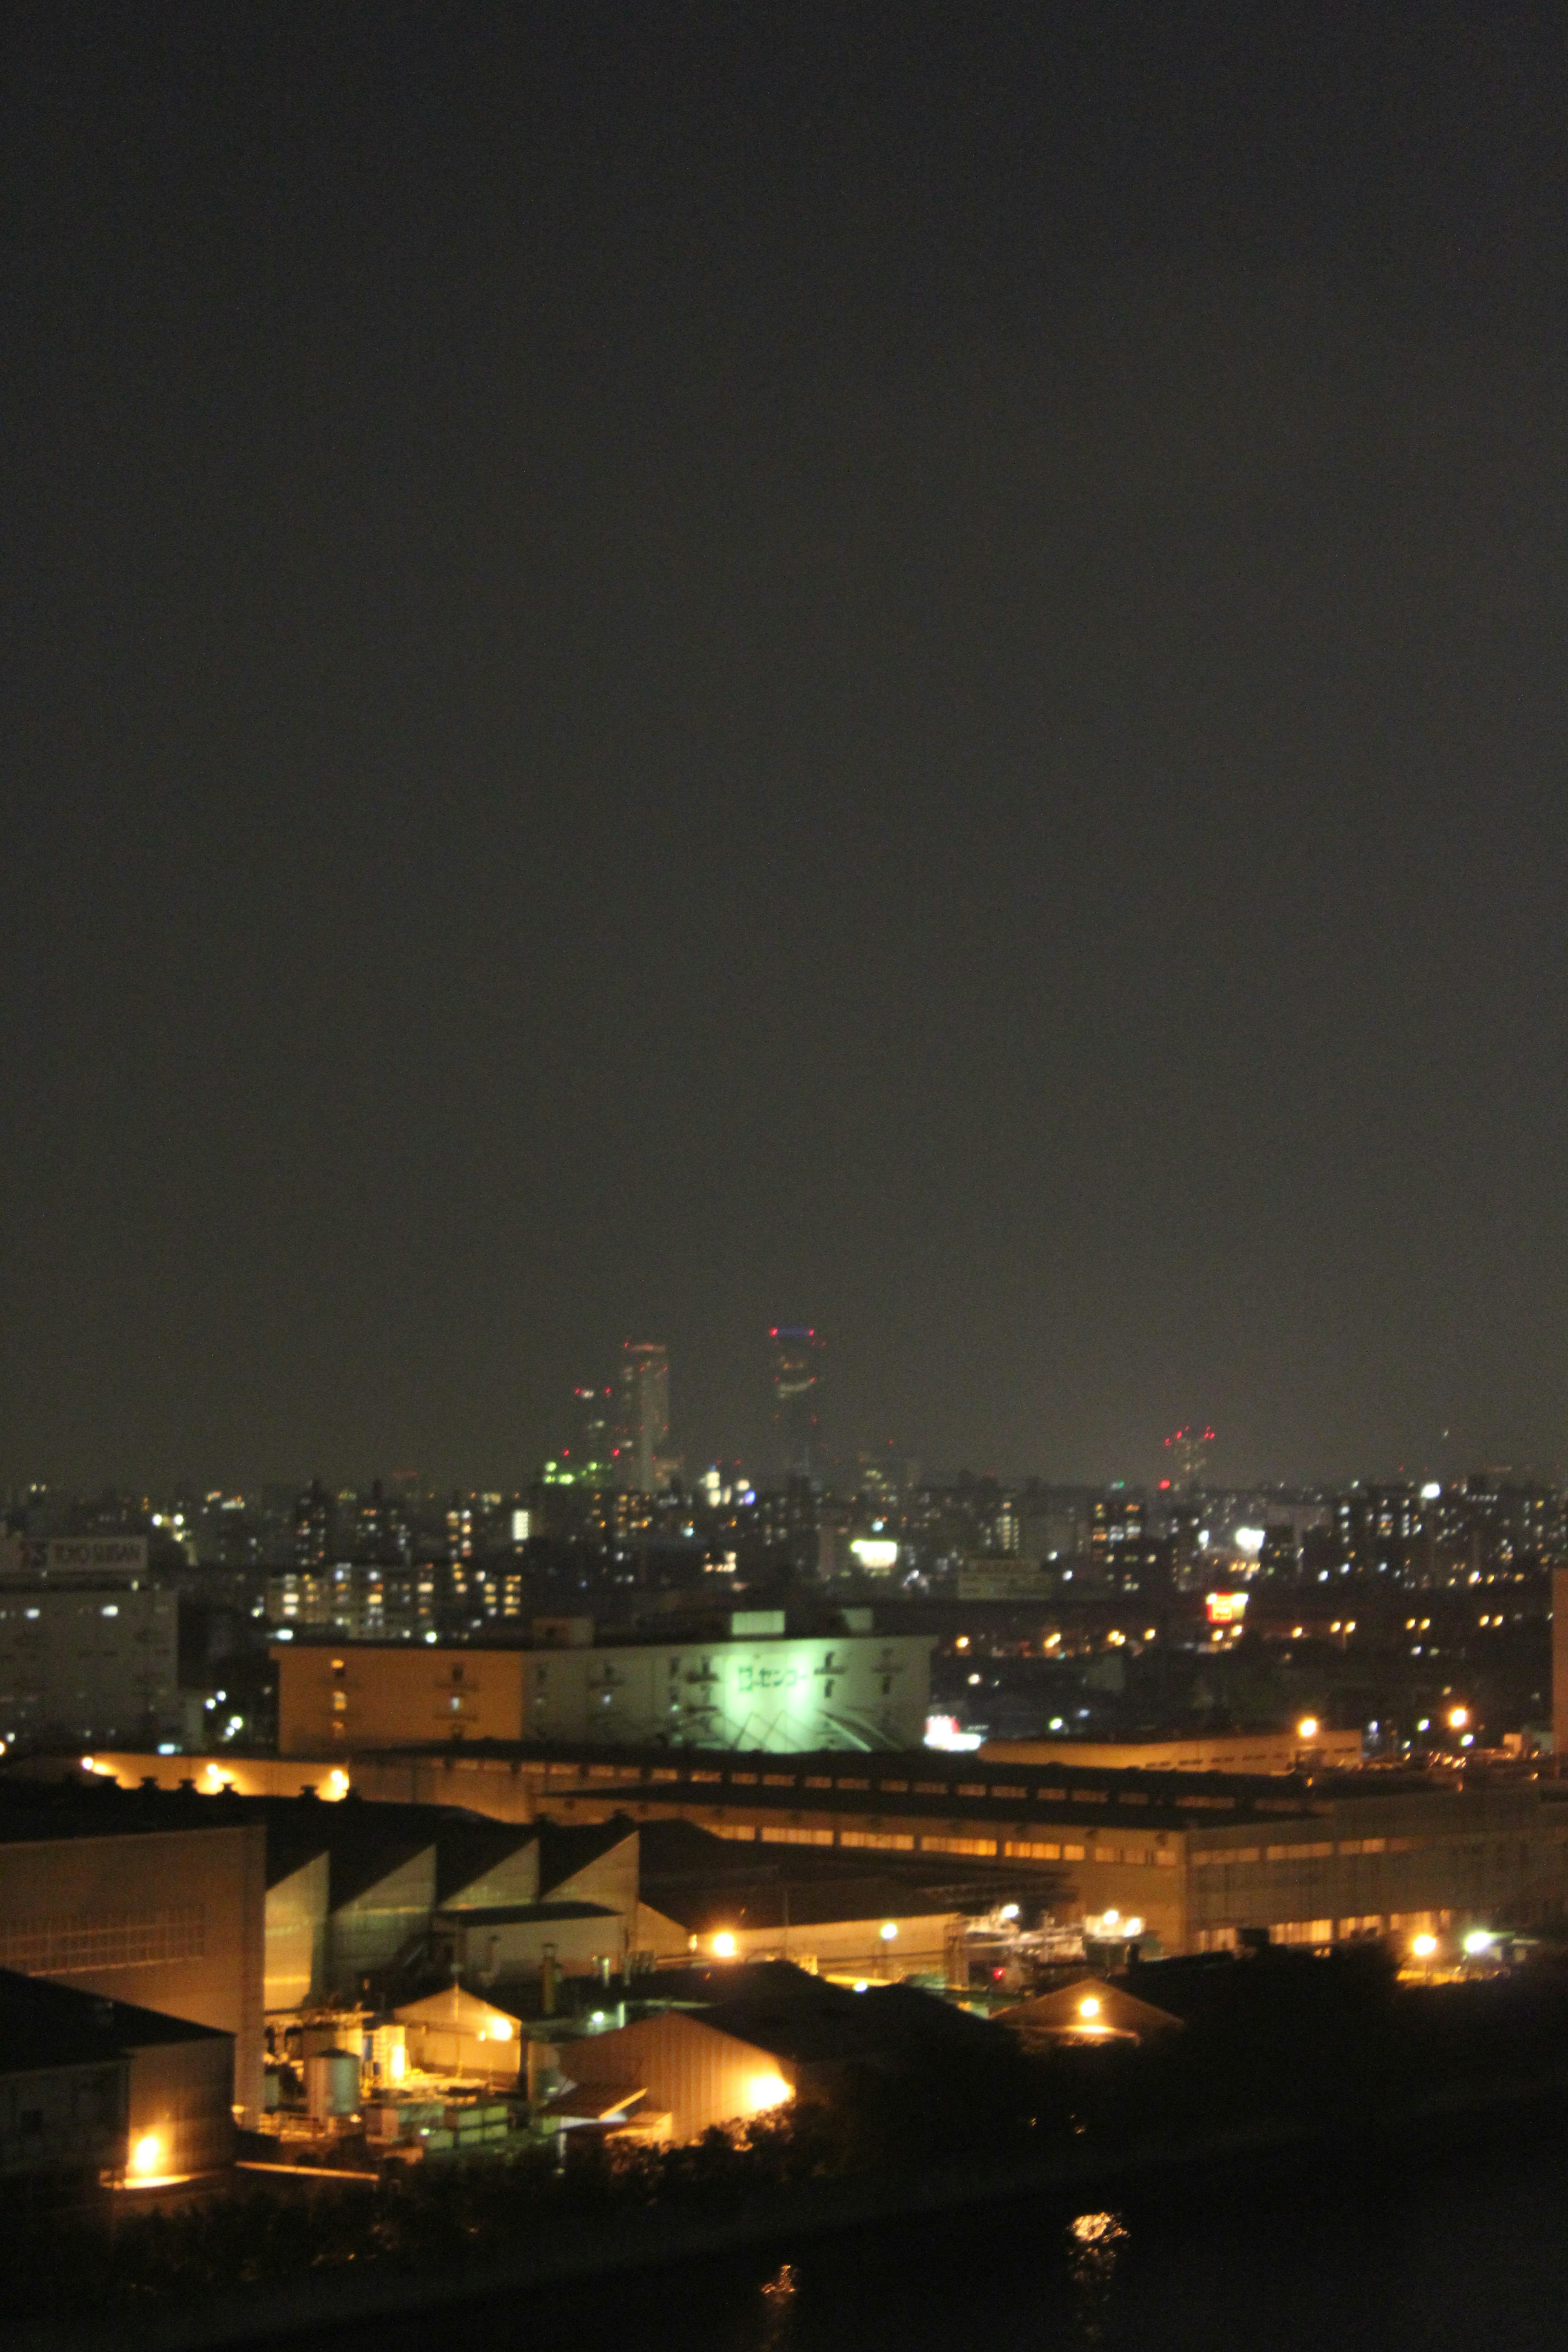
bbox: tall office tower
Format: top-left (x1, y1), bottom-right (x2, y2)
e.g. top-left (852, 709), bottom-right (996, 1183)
top-left (617, 1342), bottom-right (671, 1494)
top-left (570, 1385), bottom-right (617, 1487)
top-left (769, 1326), bottom-right (824, 1479)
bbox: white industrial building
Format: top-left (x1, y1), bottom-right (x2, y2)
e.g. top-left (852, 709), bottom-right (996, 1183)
top-left (0, 1537), bottom-right (176, 1745)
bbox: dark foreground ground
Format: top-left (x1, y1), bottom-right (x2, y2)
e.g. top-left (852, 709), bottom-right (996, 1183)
top-left (298, 2105), bottom-right (1568, 2352)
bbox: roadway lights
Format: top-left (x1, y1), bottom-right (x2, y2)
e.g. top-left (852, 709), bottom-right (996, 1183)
top-left (1448, 1706), bottom-right (1470, 1732)
top-left (1079, 1996), bottom-right (1101, 2020)
top-left (879, 1922), bottom-right (898, 1942)
top-left (1297, 1717), bottom-right (1319, 1741)
top-left (711, 1931), bottom-right (738, 1959)
top-left (1411, 1933), bottom-right (1438, 1960)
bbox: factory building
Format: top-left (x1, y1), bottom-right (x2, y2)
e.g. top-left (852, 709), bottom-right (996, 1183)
top-left (37, 1741), bottom-right (1568, 1963)
top-left (272, 1621), bottom-right (931, 1754)
top-left (0, 1794), bottom-right (265, 2124)
top-left (981, 1728), bottom-right (1365, 1774)
top-left (632, 1820), bottom-right (970, 1975)
top-left (255, 1802), bottom-right (637, 2009)
top-left (551, 2005), bottom-right (796, 2143)
top-left (0, 1968), bottom-right (235, 2188)
top-left (178, 1740), bottom-right (1568, 1959)
top-left (994, 1975), bottom-right (1184, 2050)
top-left (554, 1963), bottom-right (1013, 2143)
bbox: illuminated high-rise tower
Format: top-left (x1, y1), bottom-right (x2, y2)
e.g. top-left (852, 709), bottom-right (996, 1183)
top-left (617, 1341), bottom-right (670, 1494)
top-left (769, 1326), bottom-right (824, 1479)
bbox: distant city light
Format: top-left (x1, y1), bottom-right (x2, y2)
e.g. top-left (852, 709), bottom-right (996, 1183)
top-left (1448, 1706), bottom-right (1469, 1731)
top-left (924, 1715), bottom-right (984, 1752)
top-left (1233, 1527), bottom-right (1265, 1556)
top-left (879, 1922), bottom-right (898, 1942)
top-left (1205, 1591), bottom-right (1247, 1626)
top-left (1420, 1482), bottom-right (1442, 1501)
top-left (1463, 1928), bottom-right (1494, 1957)
top-left (130, 2133), bottom-right (163, 2176)
top-left (1079, 1996), bottom-right (1101, 2019)
top-left (850, 1538), bottom-right (900, 1572)
top-left (1411, 1933), bottom-right (1438, 1959)
top-left (711, 1931), bottom-right (738, 1958)
top-left (1297, 1717), bottom-right (1319, 1741)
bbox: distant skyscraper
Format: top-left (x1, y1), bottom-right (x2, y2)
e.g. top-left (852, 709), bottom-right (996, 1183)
top-left (617, 1342), bottom-right (670, 1494)
top-left (769, 1326), bottom-right (824, 1479)
top-left (293, 1478), bottom-right (336, 1570)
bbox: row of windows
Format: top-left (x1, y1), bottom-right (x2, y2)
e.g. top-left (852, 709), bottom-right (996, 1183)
top-left (1192, 1836), bottom-right (1423, 1866)
top-left (690, 1814), bottom-right (1180, 1868)
top-left (0, 1903), bottom-right (205, 1973)
top-left (1203, 1913), bottom-right (1448, 1951)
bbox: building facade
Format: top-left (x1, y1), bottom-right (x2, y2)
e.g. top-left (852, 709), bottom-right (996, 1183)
top-left (0, 1818), bottom-right (266, 2123)
top-left (274, 1630), bottom-right (932, 1755)
top-left (0, 1584), bottom-right (178, 1746)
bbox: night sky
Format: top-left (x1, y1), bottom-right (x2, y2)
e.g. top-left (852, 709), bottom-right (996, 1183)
top-left (5, 4), bottom-right (1568, 1492)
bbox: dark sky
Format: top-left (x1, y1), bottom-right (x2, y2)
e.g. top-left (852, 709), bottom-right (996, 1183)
top-left (5, 2), bottom-right (1568, 1494)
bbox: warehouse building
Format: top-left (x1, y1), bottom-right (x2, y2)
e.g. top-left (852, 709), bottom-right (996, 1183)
top-left (555, 1963), bottom-right (1013, 2142)
top-left (633, 1819), bottom-right (972, 1976)
top-left (980, 1728), bottom-right (1364, 1774)
top-left (0, 1790), bottom-right (265, 2124)
top-left (34, 1742), bottom-right (1568, 1962)
top-left (0, 1968), bottom-right (235, 2189)
top-left (247, 1741), bottom-right (1568, 1958)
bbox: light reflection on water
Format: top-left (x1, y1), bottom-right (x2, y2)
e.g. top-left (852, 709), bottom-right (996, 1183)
top-left (376, 2143), bottom-right (1568, 2352)
top-left (758, 2260), bottom-right (798, 2352)
top-left (1067, 2211), bottom-right (1127, 2345)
